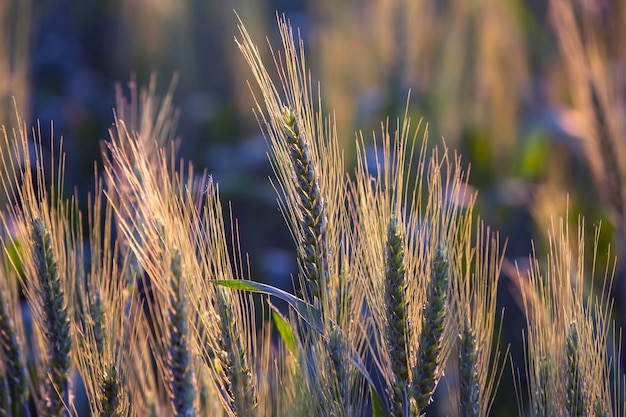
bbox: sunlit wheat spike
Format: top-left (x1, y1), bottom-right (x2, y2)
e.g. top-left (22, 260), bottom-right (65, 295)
top-left (458, 322), bottom-right (479, 417)
top-left (0, 286), bottom-right (28, 416)
top-left (32, 217), bottom-right (71, 416)
top-left (282, 106), bottom-right (328, 305)
top-left (215, 288), bottom-right (258, 417)
top-left (384, 216), bottom-right (410, 417)
top-left (166, 250), bottom-right (196, 417)
top-left (412, 246), bottom-right (449, 414)
top-left (565, 321), bottom-right (587, 417)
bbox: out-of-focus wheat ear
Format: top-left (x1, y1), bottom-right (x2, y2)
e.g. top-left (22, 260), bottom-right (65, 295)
top-left (411, 246), bottom-right (449, 414)
top-left (215, 288), bottom-right (258, 417)
top-left (328, 325), bottom-right (350, 414)
top-left (196, 366), bottom-right (222, 417)
top-left (166, 250), bottom-right (196, 417)
top-left (384, 217), bottom-right (410, 417)
top-left (89, 290), bottom-right (105, 356)
top-left (533, 356), bottom-right (550, 417)
top-left (0, 373), bottom-right (8, 417)
top-left (594, 399), bottom-right (609, 417)
top-left (146, 394), bottom-right (159, 417)
top-left (282, 106), bottom-right (328, 306)
top-left (32, 217), bottom-right (71, 416)
top-left (100, 365), bottom-right (122, 417)
top-left (458, 321), bottom-right (479, 417)
top-left (589, 83), bottom-right (624, 227)
top-left (565, 321), bottom-right (587, 417)
top-left (0, 287), bottom-right (29, 415)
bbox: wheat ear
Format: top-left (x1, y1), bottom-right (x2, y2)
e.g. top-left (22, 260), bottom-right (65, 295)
top-left (89, 290), bottom-right (105, 356)
top-left (282, 106), bottom-right (328, 305)
top-left (0, 374), bottom-right (8, 417)
top-left (216, 288), bottom-right (258, 417)
top-left (565, 321), bottom-right (587, 417)
top-left (384, 217), bottom-right (410, 417)
top-left (0, 287), bottom-right (29, 416)
top-left (412, 246), bottom-right (449, 414)
top-left (534, 355), bottom-right (551, 416)
top-left (458, 321), bottom-right (479, 417)
top-left (32, 217), bottom-right (71, 416)
top-left (100, 365), bottom-right (122, 417)
top-left (166, 250), bottom-right (196, 417)
top-left (589, 83), bottom-right (624, 226)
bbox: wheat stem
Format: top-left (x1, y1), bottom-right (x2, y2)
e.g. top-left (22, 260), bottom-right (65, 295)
top-left (412, 246), bottom-right (449, 414)
top-left (32, 217), bottom-right (71, 417)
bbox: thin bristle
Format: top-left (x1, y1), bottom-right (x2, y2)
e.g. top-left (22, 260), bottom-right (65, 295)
top-left (32, 217), bottom-right (71, 416)
top-left (412, 246), bottom-right (449, 414)
top-left (384, 216), bottom-right (410, 417)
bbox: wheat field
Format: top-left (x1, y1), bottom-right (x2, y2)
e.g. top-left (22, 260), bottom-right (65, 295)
top-left (1, 5), bottom-right (625, 417)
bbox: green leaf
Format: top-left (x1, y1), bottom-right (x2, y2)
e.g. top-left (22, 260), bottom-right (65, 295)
top-left (346, 348), bottom-right (389, 417)
top-left (270, 305), bottom-right (298, 355)
top-left (371, 384), bottom-right (389, 417)
top-left (212, 280), bottom-right (323, 334)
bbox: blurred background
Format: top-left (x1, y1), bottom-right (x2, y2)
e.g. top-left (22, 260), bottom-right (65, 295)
top-left (1, 0), bottom-right (625, 415)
